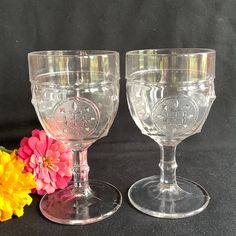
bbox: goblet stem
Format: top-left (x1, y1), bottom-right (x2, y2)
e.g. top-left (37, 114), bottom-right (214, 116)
top-left (159, 145), bottom-right (178, 187)
top-left (72, 149), bottom-right (92, 197)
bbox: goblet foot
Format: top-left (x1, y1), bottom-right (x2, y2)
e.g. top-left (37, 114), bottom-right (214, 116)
top-left (40, 180), bottom-right (122, 225)
top-left (128, 176), bottom-right (210, 219)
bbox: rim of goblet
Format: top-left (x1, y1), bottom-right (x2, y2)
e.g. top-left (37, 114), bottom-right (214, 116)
top-left (126, 48), bottom-right (215, 56)
top-left (28, 50), bottom-right (119, 57)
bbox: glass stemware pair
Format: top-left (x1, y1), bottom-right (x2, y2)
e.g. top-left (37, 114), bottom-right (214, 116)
top-left (28, 48), bottom-right (215, 224)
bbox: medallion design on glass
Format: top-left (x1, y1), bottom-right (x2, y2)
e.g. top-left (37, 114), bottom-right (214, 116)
top-left (54, 97), bottom-right (100, 138)
top-left (151, 95), bottom-right (199, 135)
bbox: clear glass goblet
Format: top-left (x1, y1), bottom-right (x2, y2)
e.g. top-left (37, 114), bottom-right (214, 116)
top-left (28, 50), bottom-right (122, 224)
top-left (126, 48), bottom-right (216, 218)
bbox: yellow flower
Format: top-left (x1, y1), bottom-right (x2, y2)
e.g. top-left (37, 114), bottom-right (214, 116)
top-left (0, 149), bottom-right (36, 222)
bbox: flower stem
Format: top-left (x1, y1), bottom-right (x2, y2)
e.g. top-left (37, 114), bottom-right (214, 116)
top-left (72, 149), bottom-right (91, 197)
top-left (0, 146), bottom-right (13, 154)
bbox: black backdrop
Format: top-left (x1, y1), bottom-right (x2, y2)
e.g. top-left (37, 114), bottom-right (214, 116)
top-left (0, 1), bottom-right (236, 235)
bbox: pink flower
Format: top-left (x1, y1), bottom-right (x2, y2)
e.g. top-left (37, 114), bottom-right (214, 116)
top-left (17, 129), bottom-right (72, 195)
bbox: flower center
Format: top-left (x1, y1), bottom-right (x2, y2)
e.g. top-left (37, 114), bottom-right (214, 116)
top-left (43, 157), bottom-right (52, 167)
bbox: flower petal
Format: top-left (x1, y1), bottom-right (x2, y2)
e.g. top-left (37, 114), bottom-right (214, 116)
top-left (56, 175), bottom-right (68, 189)
top-left (45, 150), bottom-right (53, 158)
top-left (39, 131), bottom-right (47, 145)
top-left (47, 137), bottom-right (54, 149)
top-left (23, 145), bottom-right (33, 156)
top-left (17, 148), bottom-right (28, 160)
top-left (36, 179), bottom-right (44, 190)
top-left (44, 184), bottom-right (56, 194)
top-left (32, 129), bottom-right (40, 137)
top-left (28, 136), bottom-right (39, 150)
top-left (20, 137), bottom-right (29, 147)
top-left (36, 142), bottom-right (46, 156)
